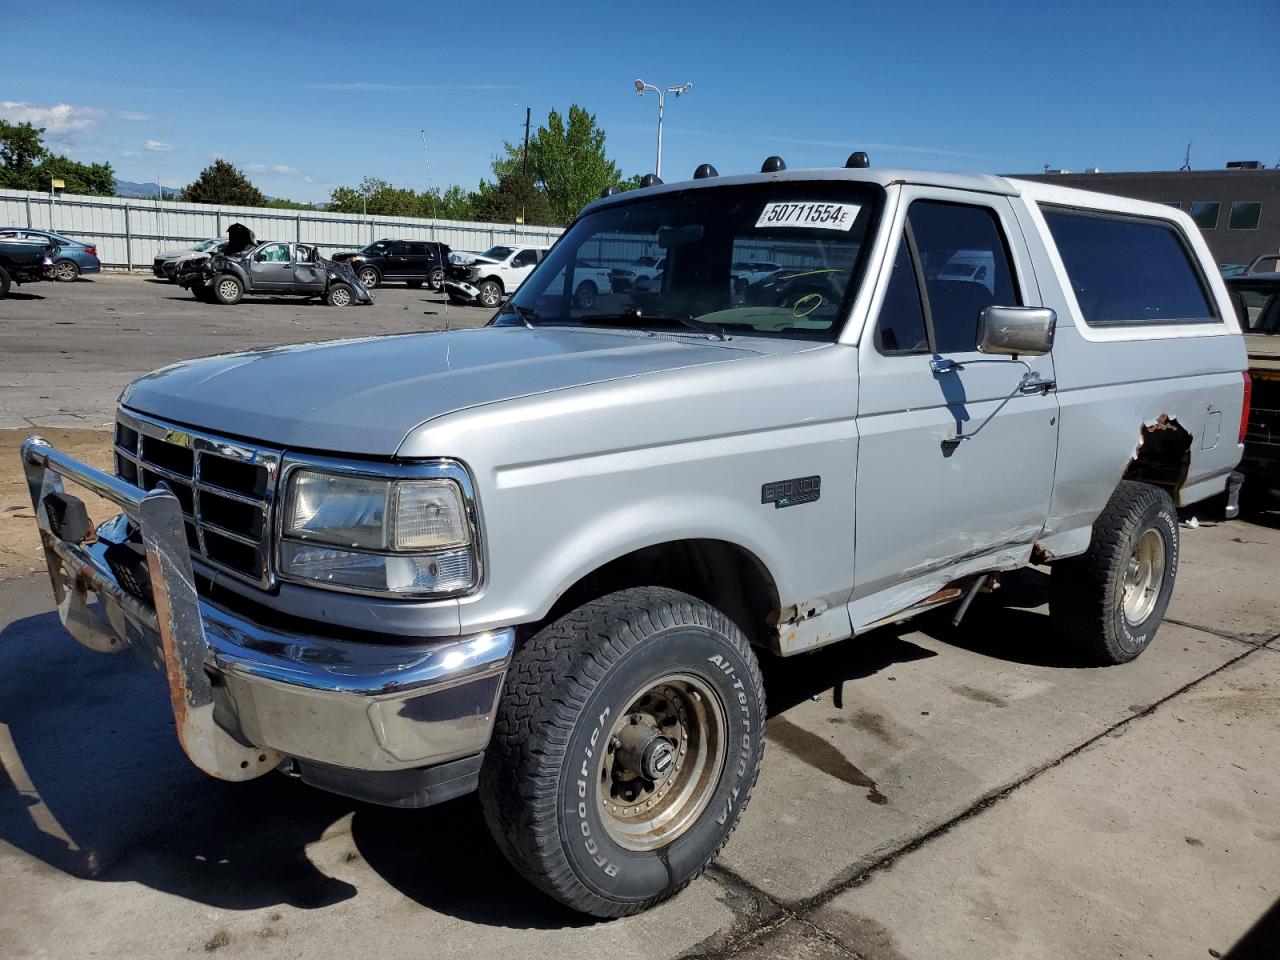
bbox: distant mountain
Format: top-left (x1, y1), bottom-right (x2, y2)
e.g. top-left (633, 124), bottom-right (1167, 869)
top-left (115, 179), bottom-right (183, 199)
top-left (113, 179), bottom-right (280, 204)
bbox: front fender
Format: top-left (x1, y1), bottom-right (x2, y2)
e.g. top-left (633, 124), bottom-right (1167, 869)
top-left (458, 491), bottom-right (795, 633)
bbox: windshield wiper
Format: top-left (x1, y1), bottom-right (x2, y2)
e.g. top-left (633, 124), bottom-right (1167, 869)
top-left (579, 309), bottom-right (727, 341)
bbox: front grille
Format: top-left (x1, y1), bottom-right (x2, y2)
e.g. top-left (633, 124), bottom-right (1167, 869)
top-left (114, 411), bottom-right (280, 588)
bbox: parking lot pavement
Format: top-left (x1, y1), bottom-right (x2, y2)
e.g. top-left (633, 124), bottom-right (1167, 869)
top-left (0, 272), bottom-right (493, 429)
top-left (0, 506), bottom-right (1274, 958)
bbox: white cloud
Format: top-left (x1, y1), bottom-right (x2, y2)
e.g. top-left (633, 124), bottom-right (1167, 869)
top-left (0, 101), bottom-right (105, 135)
top-left (245, 162), bottom-right (268, 173)
top-left (117, 110), bottom-right (153, 121)
top-left (271, 164), bottom-right (296, 175)
top-left (120, 149), bottom-right (141, 158)
top-left (145, 139), bottom-right (171, 152)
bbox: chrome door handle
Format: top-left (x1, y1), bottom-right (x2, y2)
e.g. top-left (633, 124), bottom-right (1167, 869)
top-left (1020, 376), bottom-right (1057, 394)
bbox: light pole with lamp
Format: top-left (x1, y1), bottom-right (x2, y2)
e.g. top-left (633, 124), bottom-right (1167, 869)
top-left (634, 79), bottom-right (693, 180)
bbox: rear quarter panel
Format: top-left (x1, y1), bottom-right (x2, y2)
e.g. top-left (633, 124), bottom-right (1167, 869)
top-left (1010, 181), bottom-right (1247, 553)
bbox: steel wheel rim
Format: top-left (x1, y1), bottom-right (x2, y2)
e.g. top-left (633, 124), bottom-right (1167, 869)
top-left (218, 279), bottom-right (238, 301)
top-left (597, 673), bottom-right (727, 852)
top-left (331, 287), bottom-right (350, 306)
top-left (1122, 527), bottom-right (1166, 626)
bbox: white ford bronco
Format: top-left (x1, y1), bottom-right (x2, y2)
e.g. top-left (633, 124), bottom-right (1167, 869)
top-left (21, 153), bottom-right (1248, 918)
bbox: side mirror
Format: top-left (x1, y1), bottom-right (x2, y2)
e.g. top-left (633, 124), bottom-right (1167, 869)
top-left (254, 253), bottom-right (266, 262)
top-left (977, 305), bottom-right (1056, 356)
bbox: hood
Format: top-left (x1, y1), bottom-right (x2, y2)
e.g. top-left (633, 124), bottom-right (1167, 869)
top-left (120, 327), bottom-right (765, 456)
top-left (157, 246), bottom-right (195, 260)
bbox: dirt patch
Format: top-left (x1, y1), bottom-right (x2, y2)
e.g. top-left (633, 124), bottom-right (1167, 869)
top-left (0, 428), bottom-right (115, 580)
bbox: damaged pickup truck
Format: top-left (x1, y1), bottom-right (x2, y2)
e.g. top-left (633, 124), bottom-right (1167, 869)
top-left (175, 223), bottom-right (371, 306)
top-left (21, 157), bottom-right (1247, 918)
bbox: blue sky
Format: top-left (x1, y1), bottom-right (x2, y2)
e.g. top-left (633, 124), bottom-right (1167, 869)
top-left (3, 0), bottom-right (1275, 203)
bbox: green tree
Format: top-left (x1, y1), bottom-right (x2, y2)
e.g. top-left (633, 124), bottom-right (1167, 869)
top-left (494, 105), bottom-right (621, 223)
top-left (180, 159), bottom-right (266, 206)
top-left (423, 184), bottom-right (478, 221)
top-left (0, 119), bottom-right (116, 195)
top-left (264, 196), bottom-right (318, 210)
top-left (615, 173), bottom-right (648, 192)
top-left (474, 173), bottom-right (554, 226)
top-left (327, 177), bottom-right (420, 217)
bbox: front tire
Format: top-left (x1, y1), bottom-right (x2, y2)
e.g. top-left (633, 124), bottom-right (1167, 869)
top-left (357, 266), bottom-right (380, 289)
top-left (325, 282), bottom-right (354, 306)
top-left (477, 278), bottom-right (502, 308)
top-left (574, 280), bottom-right (598, 309)
top-left (480, 587), bottom-right (765, 918)
top-left (53, 259), bottom-right (80, 282)
top-left (213, 274), bottom-right (243, 305)
top-left (1049, 480), bottom-right (1179, 664)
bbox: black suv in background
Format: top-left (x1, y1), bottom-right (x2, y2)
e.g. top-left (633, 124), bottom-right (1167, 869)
top-left (330, 239), bottom-right (452, 290)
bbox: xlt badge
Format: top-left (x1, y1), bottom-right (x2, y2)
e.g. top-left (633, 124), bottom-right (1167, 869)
top-left (761, 476), bottom-right (821, 509)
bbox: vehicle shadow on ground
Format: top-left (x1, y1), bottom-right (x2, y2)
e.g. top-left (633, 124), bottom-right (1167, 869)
top-left (2, 291), bottom-right (45, 301)
top-left (0, 610), bottom-right (586, 928)
top-left (914, 567), bottom-right (1105, 669)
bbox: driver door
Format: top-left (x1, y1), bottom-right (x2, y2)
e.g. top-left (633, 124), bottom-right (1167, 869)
top-left (249, 242), bottom-right (292, 291)
top-left (850, 189), bottom-right (1060, 625)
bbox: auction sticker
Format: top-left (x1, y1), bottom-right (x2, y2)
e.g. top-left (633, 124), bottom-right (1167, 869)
top-left (756, 201), bottom-right (860, 231)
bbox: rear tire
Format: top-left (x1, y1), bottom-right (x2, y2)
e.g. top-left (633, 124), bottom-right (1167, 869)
top-left (213, 274), bottom-right (243, 305)
top-left (480, 587), bottom-right (765, 918)
top-left (427, 267), bottom-right (444, 291)
top-left (1049, 480), bottom-right (1179, 664)
top-left (325, 282), bottom-right (353, 307)
top-left (53, 259), bottom-right (80, 282)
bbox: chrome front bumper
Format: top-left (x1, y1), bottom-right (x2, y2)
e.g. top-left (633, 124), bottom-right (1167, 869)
top-left (20, 437), bottom-right (515, 782)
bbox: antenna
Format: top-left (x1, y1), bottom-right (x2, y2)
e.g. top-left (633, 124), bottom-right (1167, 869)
top-left (420, 128), bottom-right (449, 332)
top-left (1180, 141), bottom-right (1192, 172)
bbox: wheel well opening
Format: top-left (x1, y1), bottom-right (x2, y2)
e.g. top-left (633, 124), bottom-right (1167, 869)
top-left (1123, 414), bottom-right (1193, 500)
top-left (529, 539), bottom-right (781, 650)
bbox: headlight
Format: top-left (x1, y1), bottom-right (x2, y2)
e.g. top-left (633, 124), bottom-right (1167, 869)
top-left (280, 468), bottom-right (476, 597)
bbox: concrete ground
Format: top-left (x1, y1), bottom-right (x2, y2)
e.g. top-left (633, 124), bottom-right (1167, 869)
top-left (0, 274), bottom-right (1277, 959)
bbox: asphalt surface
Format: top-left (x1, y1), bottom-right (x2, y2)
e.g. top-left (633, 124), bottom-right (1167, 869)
top-left (0, 272), bottom-right (493, 430)
top-left (0, 274), bottom-right (1277, 959)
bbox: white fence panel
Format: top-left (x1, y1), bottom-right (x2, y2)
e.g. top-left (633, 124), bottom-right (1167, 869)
top-left (0, 189), bottom-right (564, 268)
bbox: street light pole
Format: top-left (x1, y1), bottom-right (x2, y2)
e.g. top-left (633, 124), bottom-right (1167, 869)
top-left (634, 79), bottom-right (693, 180)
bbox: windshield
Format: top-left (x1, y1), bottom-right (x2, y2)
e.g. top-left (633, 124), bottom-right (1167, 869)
top-left (194, 238), bottom-right (220, 252)
top-left (481, 245), bottom-right (514, 260)
top-left (509, 181), bottom-right (881, 339)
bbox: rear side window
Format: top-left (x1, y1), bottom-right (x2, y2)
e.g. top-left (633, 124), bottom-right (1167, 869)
top-left (1042, 208), bottom-right (1218, 326)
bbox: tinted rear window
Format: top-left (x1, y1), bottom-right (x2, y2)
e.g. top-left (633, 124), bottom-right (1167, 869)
top-left (1042, 208), bottom-right (1217, 326)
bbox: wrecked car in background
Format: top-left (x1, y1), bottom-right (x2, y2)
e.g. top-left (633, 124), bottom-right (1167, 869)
top-left (444, 243), bottom-right (547, 307)
top-left (175, 223), bottom-right (371, 306)
top-left (0, 234), bottom-right (54, 297)
top-left (20, 156), bottom-right (1246, 920)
